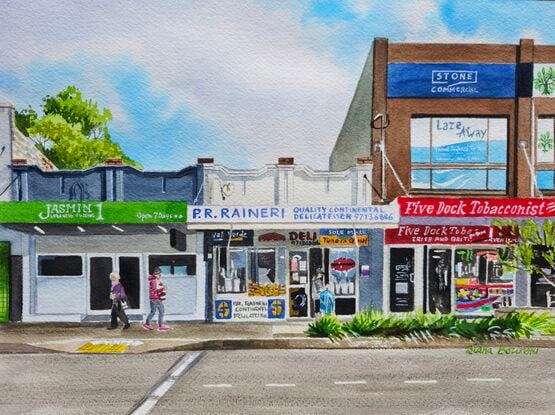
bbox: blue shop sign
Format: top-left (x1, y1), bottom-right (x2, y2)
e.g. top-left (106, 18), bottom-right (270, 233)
top-left (387, 63), bottom-right (516, 98)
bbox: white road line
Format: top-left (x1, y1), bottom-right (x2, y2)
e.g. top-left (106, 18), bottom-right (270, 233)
top-left (334, 380), bottom-right (367, 385)
top-left (203, 384), bottom-right (233, 388)
top-left (129, 351), bottom-right (203, 415)
top-left (265, 383), bottom-right (296, 387)
top-left (467, 378), bottom-right (502, 382)
top-left (152, 379), bottom-right (176, 397)
top-left (404, 380), bottom-right (438, 384)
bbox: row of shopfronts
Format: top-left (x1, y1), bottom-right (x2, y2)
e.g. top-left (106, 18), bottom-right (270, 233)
top-left (1, 196), bottom-right (554, 323)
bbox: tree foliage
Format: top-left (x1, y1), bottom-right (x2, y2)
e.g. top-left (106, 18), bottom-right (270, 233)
top-left (15, 86), bottom-right (141, 169)
top-left (492, 219), bottom-right (555, 288)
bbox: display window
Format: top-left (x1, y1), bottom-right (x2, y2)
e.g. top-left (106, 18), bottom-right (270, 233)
top-left (411, 117), bottom-right (508, 191)
top-left (38, 255), bottom-right (83, 277)
top-left (216, 247), bottom-right (285, 296)
top-left (426, 246), bottom-right (514, 315)
top-left (148, 254), bottom-right (196, 276)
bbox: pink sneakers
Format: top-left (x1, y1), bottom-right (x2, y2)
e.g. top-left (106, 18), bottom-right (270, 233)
top-left (157, 325), bottom-right (171, 332)
top-left (142, 323), bottom-right (153, 331)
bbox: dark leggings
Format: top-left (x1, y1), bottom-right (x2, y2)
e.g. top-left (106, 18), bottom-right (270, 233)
top-left (110, 302), bottom-right (129, 327)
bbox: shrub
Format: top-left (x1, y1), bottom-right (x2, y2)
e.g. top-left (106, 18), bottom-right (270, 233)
top-left (306, 314), bottom-right (345, 342)
top-left (343, 307), bottom-right (383, 336)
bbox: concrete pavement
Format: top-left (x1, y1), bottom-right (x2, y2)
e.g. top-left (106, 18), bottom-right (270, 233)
top-left (1, 321), bottom-right (555, 354)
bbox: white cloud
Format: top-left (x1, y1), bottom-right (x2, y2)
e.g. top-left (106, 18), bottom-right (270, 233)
top-left (0, 1), bottom-right (353, 169)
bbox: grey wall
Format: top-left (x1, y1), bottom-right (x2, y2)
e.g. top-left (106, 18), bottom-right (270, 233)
top-left (359, 229), bottom-right (383, 311)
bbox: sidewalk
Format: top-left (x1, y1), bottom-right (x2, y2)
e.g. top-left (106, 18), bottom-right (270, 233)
top-left (1, 321), bottom-right (555, 354)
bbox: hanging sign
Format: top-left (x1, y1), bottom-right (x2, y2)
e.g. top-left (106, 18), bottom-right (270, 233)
top-left (385, 225), bottom-right (512, 245)
top-left (398, 197), bottom-right (555, 218)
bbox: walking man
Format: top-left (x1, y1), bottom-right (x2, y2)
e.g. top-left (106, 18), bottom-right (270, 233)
top-left (143, 267), bottom-right (170, 331)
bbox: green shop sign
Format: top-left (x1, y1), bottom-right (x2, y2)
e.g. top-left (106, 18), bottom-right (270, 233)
top-left (0, 201), bottom-right (187, 224)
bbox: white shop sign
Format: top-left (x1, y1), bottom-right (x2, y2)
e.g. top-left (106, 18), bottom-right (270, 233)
top-left (189, 205), bottom-right (399, 225)
top-left (214, 297), bottom-right (286, 321)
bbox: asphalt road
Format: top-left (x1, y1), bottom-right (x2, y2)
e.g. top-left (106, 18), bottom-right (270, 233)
top-left (0, 349), bottom-right (554, 415)
top-left (153, 349), bottom-right (555, 415)
top-left (0, 352), bottom-right (183, 415)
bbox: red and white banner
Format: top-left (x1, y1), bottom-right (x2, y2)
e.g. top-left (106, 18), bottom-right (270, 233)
top-left (398, 197), bottom-right (555, 217)
top-left (385, 225), bottom-right (513, 245)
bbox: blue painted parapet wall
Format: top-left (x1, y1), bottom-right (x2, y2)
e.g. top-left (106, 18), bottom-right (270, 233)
top-left (10, 164), bottom-right (204, 203)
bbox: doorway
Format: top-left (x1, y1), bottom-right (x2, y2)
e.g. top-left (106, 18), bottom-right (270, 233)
top-left (427, 248), bottom-right (452, 314)
top-left (89, 255), bottom-right (141, 312)
top-left (389, 248), bottom-right (415, 312)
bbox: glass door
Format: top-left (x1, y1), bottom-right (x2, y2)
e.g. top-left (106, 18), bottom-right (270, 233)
top-left (389, 248), bottom-right (415, 312)
top-left (288, 250), bottom-right (308, 317)
top-left (89, 255), bottom-right (141, 312)
top-left (89, 256), bottom-right (114, 311)
top-left (427, 248), bottom-right (452, 314)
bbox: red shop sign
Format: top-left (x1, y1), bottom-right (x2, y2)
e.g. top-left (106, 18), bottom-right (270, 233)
top-left (385, 225), bottom-right (511, 245)
top-left (398, 197), bottom-right (555, 217)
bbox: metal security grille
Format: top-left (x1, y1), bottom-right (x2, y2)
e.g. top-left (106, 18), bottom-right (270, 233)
top-left (0, 242), bottom-right (10, 322)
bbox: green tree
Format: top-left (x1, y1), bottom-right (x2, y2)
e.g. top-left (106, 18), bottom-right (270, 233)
top-left (493, 219), bottom-right (555, 288)
top-left (15, 86), bottom-right (142, 169)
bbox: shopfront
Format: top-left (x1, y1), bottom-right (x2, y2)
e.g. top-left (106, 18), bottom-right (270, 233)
top-left (392, 196), bottom-right (555, 315)
top-left (189, 204), bottom-right (398, 321)
top-left (0, 201), bottom-right (205, 322)
top-left (385, 224), bottom-right (515, 316)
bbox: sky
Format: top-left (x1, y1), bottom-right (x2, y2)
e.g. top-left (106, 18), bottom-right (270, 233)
top-left (1, 0), bottom-right (554, 171)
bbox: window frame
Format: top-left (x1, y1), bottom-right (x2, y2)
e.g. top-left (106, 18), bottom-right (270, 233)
top-left (410, 116), bottom-right (509, 192)
top-left (37, 254), bottom-right (85, 278)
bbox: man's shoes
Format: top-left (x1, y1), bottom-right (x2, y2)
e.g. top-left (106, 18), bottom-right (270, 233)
top-left (157, 325), bottom-right (170, 332)
top-left (106, 326), bottom-right (118, 330)
top-left (142, 323), bottom-right (153, 331)
top-left (123, 323), bottom-right (131, 330)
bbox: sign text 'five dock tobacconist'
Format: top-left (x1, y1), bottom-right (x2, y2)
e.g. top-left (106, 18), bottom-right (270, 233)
top-left (188, 204), bottom-right (398, 321)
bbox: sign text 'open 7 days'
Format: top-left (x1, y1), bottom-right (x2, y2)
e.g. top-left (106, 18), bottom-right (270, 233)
top-left (0, 201), bottom-right (187, 224)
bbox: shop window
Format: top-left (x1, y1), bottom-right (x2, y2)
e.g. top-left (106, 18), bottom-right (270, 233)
top-left (217, 248), bottom-right (248, 294)
top-left (536, 117), bottom-right (555, 190)
top-left (411, 117), bottom-right (508, 191)
top-left (38, 255), bottom-right (83, 276)
top-left (329, 248), bottom-right (357, 297)
top-left (148, 254), bottom-right (196, 276)
top-left (217, 248), bottom-right (284, 295)
top-left (454, 248), bottom-right (514, 312)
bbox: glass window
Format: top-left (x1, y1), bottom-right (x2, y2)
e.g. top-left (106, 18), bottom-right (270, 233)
top-left (329, 248), bottom-right (357, 297)
top-left (536, 118), bottom-right (555, 190)
top-left (411, 117), bottom-right (508, 191)
top-left (217, 248), bottom-right (284, 296)
top-left (217, 247), bottom-right (248, 294)
top-left (38, 255), bottom-right (83, 276)
top-left (148, 255), bottom-right (196, 276)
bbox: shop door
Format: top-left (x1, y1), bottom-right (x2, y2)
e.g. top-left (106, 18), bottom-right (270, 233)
top-left (89, 256), bottom-right (113, 311)
top-left (427, 248), bottom-right (452, 314)
top-left (89, 255), bottom-right (141, 311)
top-left (0, 242), bottom-right (10, 322)
top-left (389, 248), bottom-right (415, 312)
top-left (288, 250), bottom-right (309, 317)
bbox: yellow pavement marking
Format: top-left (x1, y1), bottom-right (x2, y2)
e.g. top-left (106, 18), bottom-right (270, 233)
top-left (77, 342), bottom-right (129, 353)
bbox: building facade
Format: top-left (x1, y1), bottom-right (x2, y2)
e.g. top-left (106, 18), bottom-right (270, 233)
top-left (330, 38), bottom-right (555, 315)
top-left (188, 157), bottom-right (396, 321)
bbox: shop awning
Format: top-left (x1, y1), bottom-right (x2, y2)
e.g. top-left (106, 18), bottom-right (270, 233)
top-left (4, 223), bottom-right (189, 236)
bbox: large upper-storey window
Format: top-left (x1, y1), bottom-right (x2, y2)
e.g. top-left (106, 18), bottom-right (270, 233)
top-left (536, 117), bottom-right (555, 190)
top-left (411, 117), bottom-right (508, 191)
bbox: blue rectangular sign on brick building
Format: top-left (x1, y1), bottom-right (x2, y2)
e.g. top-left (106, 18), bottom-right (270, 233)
top-left (387, 63), bottom-right (516, 98)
